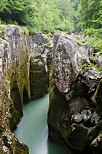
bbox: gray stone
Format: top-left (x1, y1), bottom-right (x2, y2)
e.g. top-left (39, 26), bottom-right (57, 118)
top-left (30, 32), bottom-right (49, 45)
top-left (81, 110), bottom-right (92, 121)
top-left (71, 113), bottom-right (82, 123)
top-left (96, 53), bottom-right (102, 68)
top-left (91, 112), bottom-right (100, 126)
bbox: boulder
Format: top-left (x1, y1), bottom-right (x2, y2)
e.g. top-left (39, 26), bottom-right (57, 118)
top-left (81, 110), bottom-right (92, 121)
top-left (96, 52), bottom-right (102, 68)
top-left (67, 124), bottom-right (89, 151)
top-left (30, 32), bottom-right (49, 45)
top-left (90, 112), bottom-right (100, 126)
top-left (71, 113), bottom-right (82, 123)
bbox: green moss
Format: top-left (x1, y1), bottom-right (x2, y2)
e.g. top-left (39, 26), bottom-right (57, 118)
top-left (95, 67), bottom-right (102, 72)
top-left (68, 125), bottom-right (88, 151)
top-left (46, 41), bottom-right (52, 47)
top-left (16, 25), bottom-right (29, 34)
top-left (91, 133), bottom-right (102, 152)
top-left (91, 133), bottom-right (102, 144)
top-left (82, 63), bottom-right (95, 70)
top-left (7, 53), bottom-right (30, 103)
top-left (94, 79), bottom-right (102, 97)
top-left (94, 78), bottom-right (102, 112)
top-left (30, 55), bottom-right (35, 59)
top-left (49, 65), bottom-right (55, 101)
top-left (0, 24), bottom-right (29, 33)
top-left (0, 37), bottom-right (3, 42)
top-left (30, 60), bottom-right (42, 70)
top-left (0, 25), bottom-right (8, 32)
top-left (13, 140), bottom-right (29, 154)
top-left (67, 89), bottom-right (73, 98)
top-left (90, 56), bottom-right (96, 63)
top-left (6, 79), bottom-right (9, 86)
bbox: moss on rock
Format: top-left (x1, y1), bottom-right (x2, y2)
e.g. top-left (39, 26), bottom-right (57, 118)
top-left (0, 25), bottom-right (30, 153)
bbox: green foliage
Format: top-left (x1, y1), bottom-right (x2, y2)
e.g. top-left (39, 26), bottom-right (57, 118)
top-left (78, 36), bottom-right (102, 53)
top-left (79, 0), bottom-right (102, 29)
top-left (76, 0), bottom-right (102, 52)
top-left (78, 0), bottom-right (102, 53)
top-left (70, 0), bottom-right (81, 31)
top-left (82, 63), bottom-right (95, 70)
top-left (0, 0), bottom-right (75, 33)
top-left (0, 0), bottom-right (9, 13)
top-left (84, 28), bottom-right (102, 38)
top-left (95, 67), bottom-right (102, 72)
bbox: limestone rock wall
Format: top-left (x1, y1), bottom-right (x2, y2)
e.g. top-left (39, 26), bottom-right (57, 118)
top-left (0, 25), bottom-right (30, 153)
top-left (0, 26), bottom-right (49, 153)
top-left (30, 58), bottom-right (48, 100)
top-left (48, 34), bottom-right (102, 154)
top-left (1, 25), bottom-right (101, 154)
top-left (29, 32), bottom-right (50, 100)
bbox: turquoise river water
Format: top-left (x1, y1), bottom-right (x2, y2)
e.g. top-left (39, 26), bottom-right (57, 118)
top-left (14, 94), bottom-right (66, 154)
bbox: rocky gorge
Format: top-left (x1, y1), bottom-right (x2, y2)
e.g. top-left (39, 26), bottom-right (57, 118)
top-left (0, 25), bottom-right (49, 153)
top-left (0, 25), bottom-right (102, 154)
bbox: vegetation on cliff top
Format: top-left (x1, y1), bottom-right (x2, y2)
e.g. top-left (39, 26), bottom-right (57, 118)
top-left (79, 0), bottom-right (102, 52)
top-left (0, 0), bottom-right (101, 51)
top-left (0, 0), bottom-right (75, 33)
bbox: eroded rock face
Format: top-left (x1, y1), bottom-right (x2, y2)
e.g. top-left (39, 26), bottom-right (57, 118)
top-left (0, 25), bottom-right (30, 153)
top-left (52, 34), bottom-right (82, 93)
top-left (29, 32), bottom-right (51, 100)
top-left (48, 33), bottom-right (102, 154)
top-left (30, 32), bottom-right (49, 45)
top-left (0, 26), bottom-right (101, 153)
top-left (0, 26), bottom-right (50, 153)
top-left (30, 58), bottom-right (48, 100)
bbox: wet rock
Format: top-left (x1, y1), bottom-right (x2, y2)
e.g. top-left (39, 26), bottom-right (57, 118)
top-left (69, 97), bottom-right (88, 114)
top-left (68, 124), bottom-right (89, 151)
top-left (91, 112), bottom-right (100, 126)
top-left (83, 69), bottom-right (102, 93)
top-left (81, 110), bottom-right (92, 121)
top-left (71, 113), bottom-right (82, 123)
top-left (96, 53), bottom-right (102, 68)
top-left (94, 79), bottom-right (102, 112)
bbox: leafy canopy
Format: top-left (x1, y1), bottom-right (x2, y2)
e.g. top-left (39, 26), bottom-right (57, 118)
top-left (0, 0), bottom-right (75, 33)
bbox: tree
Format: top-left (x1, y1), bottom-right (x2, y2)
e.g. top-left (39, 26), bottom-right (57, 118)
top-left (56, 0), bottom-right (74, 31)
top-left (79, 0), bottom-right (102, 29)
top-left (70, 0), bottom-right (80, 31)
top-left (0, 0), bottom-right (75, 33)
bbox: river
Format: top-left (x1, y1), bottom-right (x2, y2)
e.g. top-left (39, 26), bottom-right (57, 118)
top-left (14, 94), bottom-right (66, 154)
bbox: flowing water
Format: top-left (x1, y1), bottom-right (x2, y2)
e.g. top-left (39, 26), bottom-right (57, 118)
top-left (14, 94), bottom-right (66, 154)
